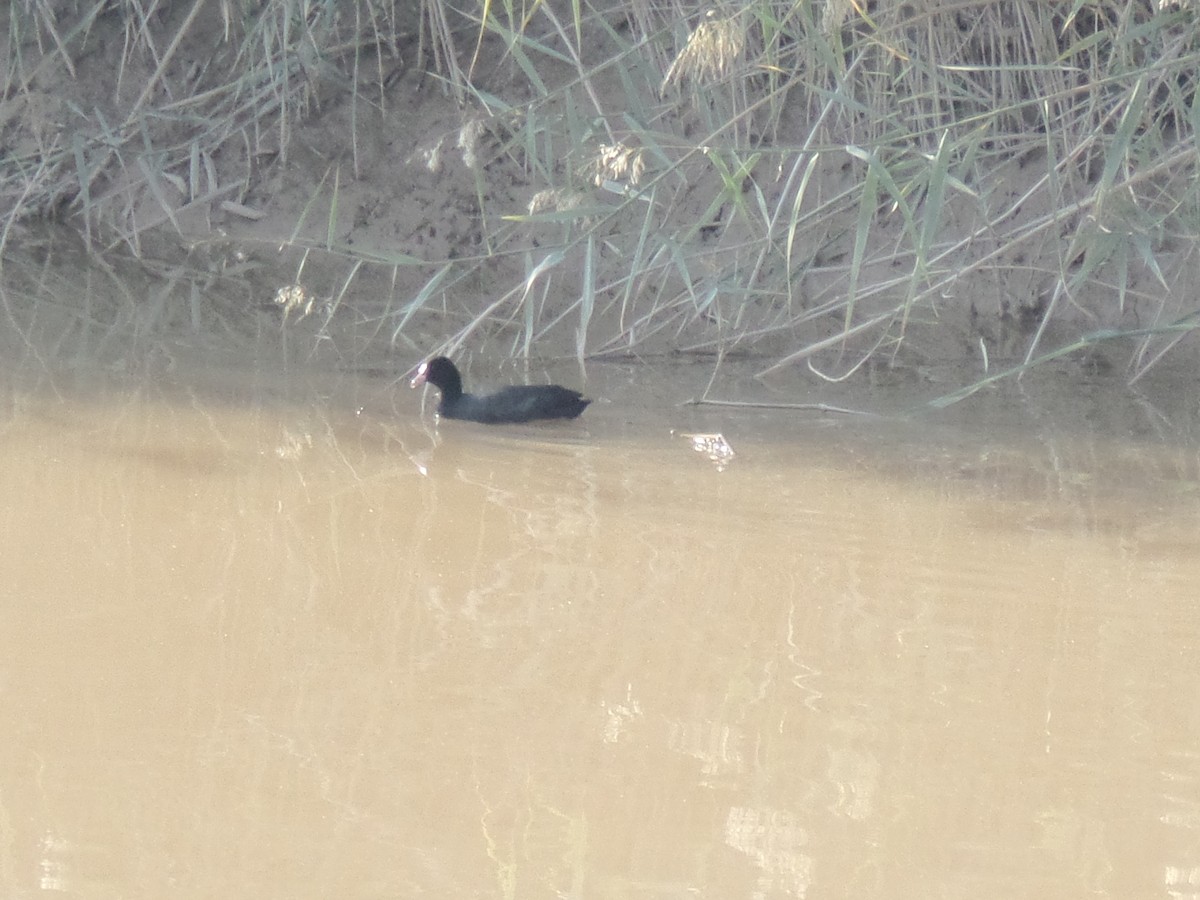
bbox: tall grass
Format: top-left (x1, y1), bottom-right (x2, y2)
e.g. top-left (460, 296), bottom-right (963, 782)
top-left (3, 0), bottom-right (1199, 396)
top-left (397, 0), bottom-right (1200, 394)
top-left (1, 0), bottom-right (414, 253)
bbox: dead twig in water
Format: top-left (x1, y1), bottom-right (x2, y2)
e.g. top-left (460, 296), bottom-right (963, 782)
top-left (683, 397), bottom-right (881, 417)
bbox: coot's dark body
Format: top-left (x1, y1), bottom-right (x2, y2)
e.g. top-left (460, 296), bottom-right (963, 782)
top-left (411, 356), bottom-right (590, 424)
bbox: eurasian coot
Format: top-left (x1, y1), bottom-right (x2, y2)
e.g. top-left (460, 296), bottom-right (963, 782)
top-left (411, 356), bottom-right (591, 424)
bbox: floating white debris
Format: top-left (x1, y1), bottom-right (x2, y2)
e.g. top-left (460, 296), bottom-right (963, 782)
top-left (274, 283), bottom-right (313, 322)
top-left (681, 432), bottom-right (735, 467)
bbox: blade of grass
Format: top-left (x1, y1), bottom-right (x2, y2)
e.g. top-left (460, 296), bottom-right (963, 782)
top-left (327, 165), bottom-right (340, 251)
top-left (844, 146), bottom-right (880, 334)
top-left (576, 234), bottom-right (594, 363)
top-left (390, 262), bottom-right (454, 344)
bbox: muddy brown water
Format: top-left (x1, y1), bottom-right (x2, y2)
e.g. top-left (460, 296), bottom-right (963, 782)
top-left (2, 284), bottom-right (1200, 898)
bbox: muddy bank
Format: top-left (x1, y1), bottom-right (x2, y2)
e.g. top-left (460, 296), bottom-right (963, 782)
top-left (4, 2), bottom-right (1199, 395)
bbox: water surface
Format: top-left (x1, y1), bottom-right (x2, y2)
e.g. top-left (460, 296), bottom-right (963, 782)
top-left (1, 265), bottom-right (1199, 899)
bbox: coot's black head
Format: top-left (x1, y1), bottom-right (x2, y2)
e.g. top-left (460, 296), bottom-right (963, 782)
top-left (410, 356), bottom-right (463, 401)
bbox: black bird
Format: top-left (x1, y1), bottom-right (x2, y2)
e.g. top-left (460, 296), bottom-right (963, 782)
top-left (411, 356), bottom-right (591, 424)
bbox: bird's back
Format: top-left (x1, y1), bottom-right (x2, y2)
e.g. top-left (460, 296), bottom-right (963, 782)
top-left (443, 385), bottom-right (590, 423)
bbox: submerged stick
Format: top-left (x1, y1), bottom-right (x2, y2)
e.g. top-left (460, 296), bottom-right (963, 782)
top-left (683, 397), bottom-right (881, 417)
